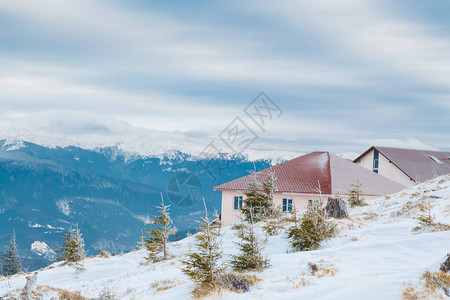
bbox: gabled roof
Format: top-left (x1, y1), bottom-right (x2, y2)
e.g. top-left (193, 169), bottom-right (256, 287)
top-left (354, 146), bottom-right (450, 182)
top-left (213, 152), bottom-right (405, 196)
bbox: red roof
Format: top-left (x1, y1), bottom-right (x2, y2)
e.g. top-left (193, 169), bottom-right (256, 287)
top-left (213, 152), bottom-right (405, 196)
top-left (354, 146), bottom-right (450, 182)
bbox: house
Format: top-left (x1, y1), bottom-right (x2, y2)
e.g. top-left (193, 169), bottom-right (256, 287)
top-left (213, 151), bottom-right (405, 225)
top-left (353, 146), bottom-right (450, 187)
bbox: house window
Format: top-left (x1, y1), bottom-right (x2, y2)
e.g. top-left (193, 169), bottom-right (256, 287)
top-left (283, 198), bottom-right (293, 212)
top-left (373, 149), bottom-right (379, 173)
top-left (429, 155), bottom-right (442, 164)
top-left (308, 199), bottom-right (319, 206)
top-left (234, 196), bottom-right (243, 210)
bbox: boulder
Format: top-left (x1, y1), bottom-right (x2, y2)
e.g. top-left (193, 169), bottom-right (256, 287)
top-left (325, 197), bottom-right (349, 219)
top-left (440, 253), bottom-right (450, 273)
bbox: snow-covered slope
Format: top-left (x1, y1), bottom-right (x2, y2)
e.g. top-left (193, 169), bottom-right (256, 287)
top-left (2, 175), bottom-right (449, 299)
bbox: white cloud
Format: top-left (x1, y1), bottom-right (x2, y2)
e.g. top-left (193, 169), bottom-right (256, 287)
top-left (0, 0), bottom-right (360, 88)
top-left (255, 0), bottom-right (450, 90)
top-left (0, 0), bottom-right (448, 154)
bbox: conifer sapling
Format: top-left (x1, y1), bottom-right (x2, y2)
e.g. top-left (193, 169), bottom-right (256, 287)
top-left (261, 171), bottom-right (277, 216)
top-left (231, 204), bottom-right (269, 271)
top-left (242, 173), bottom-right (271, 222)
top-left (59, 225), bottom-right (86, 264)
top-left (288, 202), bottom-right (336, 251)
top-left (182, 199), bottom-right (224, 285)
top-left (347, 181), bottom-right (366, 207)
top-left (1, 231), bottom-right (22, 276)
top-left (143, 193), bottom-right (177, 263)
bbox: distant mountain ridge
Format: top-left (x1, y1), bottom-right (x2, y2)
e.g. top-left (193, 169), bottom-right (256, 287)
top-left (0, 139), bottom-right (271, 271)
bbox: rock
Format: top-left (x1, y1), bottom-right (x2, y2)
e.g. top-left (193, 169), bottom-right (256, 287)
top-left (308, 262), bottom-right (318, 275)
top-left (220, 273), bottom-right (250, 292)
top-left (440, 253), bottom-right (450, 273)
top-left (325, 197), bottom-right (349, 219)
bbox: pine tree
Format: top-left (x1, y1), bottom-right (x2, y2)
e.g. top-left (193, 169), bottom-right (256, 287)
top-left (261, 171), bottom-right (277, 216)
top-left (288, 202), bottom-right (336, 251)
top-left (58, 226), bottom-right (75, 262)
top-left (59, 225), bottom-right (85, 264)
top-left (143, 193), bottom-right (177, 263)
top-left (242, 173), bottom-right (269, 222)
top-left (230, 206), bottom-right (269, 271)
top-left (347, 181), bottom-right (366, 207)
top-left (70, 225), bottom-right (86, 263)
top-left (1, 231), bottom-right (22, 276)
top-left (182, 200), bottom-right (224, 285)
top-left (262, 206), bottom-right (285, 236)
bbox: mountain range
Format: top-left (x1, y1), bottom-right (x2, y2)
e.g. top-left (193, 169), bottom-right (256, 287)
top-left (0, 139), bottom-right (271, 271)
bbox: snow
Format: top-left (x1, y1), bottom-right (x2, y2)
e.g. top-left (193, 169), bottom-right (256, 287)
top-left (1, 139), bottom-right (25, 151)
top-left (0, 130), bottom-right (357, 164)
top-left (56, 199), bottom-right (71, 216)
top-left (337, 151), bottom-right (360, 161)
top-left (31, 241), bottom-right (56, 260)
top-left (1, 175), bottom-right (449, 299)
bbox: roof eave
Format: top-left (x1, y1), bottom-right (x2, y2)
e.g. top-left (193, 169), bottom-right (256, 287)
top-left (353, 146), bottom-right (375, 163)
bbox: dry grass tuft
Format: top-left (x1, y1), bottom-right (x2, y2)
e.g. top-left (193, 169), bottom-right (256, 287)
top-left (191, 281), bottom-right (228, 299)
top-left (285, 273), bottom-right (311, 290)
top-left (191, 273), bottom-right (261, 298)
top-left (412, 200), bottom-right (450, 233)
top-left (401, 270), bottom-right (450, 299)
top-left (392, 198), bottom-right (439, 218)
top-left (150, 278), bottom-right (183, 292)
top-left (361, 212), bottom-right (378, 221)
top-left (227, 272), bottom-right (261, 286)
top-left (39, 285), bottom-right (88, 300)
top-left (284, 259), bottom-right (337, 291)
top-left (97, 250), bottom-right (112, 258)
top-left (309, 260), bottom-right (338, 278)
top-left (98, 285), bottom-right (118, 299)
top-left (423, 270), bottom-right (450, 291)
top-left (57, 289), bottom-right (88, 300)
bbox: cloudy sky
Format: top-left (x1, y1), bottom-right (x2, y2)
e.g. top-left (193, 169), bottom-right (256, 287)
top-left (0, 0), bottom-right (449, 156)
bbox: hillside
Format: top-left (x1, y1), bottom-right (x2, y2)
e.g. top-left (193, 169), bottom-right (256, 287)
top-left (0, 139), bottom-right (271, 270)
top-left (1, 175), bottom-right (449, 299)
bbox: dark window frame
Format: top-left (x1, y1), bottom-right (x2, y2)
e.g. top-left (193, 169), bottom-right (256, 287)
top-left (373, 149), bottom-right (379, 173)
top-left (233, 196), bottom-right (243, 210)
top-left (283, 198), bottom-right (293, 212)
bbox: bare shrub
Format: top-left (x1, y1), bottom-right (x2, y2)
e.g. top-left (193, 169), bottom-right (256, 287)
top-left (412, 201), bottom-right (450, 233)
top-left (98, 285), bottom-right (117, 299)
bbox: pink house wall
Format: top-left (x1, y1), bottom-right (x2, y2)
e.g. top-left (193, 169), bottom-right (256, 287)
top-left (219, 190), bottom-right (331, 225)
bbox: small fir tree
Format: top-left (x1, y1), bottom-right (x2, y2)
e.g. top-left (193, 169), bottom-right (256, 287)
top-left (60, 225), bottom-right (85, 264)
top-left (285, 205), bottom-right (301, 247)
top-left (58, 226), bottom-right (74, 261)
top-left (261, 171), bottom-right (277, 216)
top-left (143, 194), bottom-right (177, 263)
top-left (242, 173), bottom-right (270, 222)
top-left (70, 225), bottom-right (86, 264)
top-left (288, 202), bottom-right (336, 251)
top-left (182, 200), bottom-right (224, 285)
top-left (230, 206), bottom-right (269, 271)
top-left (347, 181), bottom-right (366, 207)
top-left (1, 231), bottom-right (22, 276)
top-left (262, 206), bottom-right (285, 236)
top-left (412, 200), bottom-right (450, 232)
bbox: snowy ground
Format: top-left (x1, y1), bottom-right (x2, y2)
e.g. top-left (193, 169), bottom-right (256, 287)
top-left (1, 175), bottom-right (449, 299)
